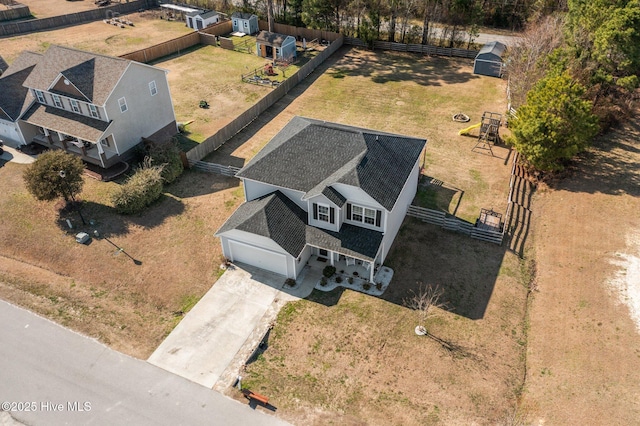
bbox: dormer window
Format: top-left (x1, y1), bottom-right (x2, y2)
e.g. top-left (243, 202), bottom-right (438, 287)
top-left (318, 205), bottom-right (329, 222)
top-left (70, 99), bottom-right (80, 113)
top-left (35, 90), bottom-right (45, 104)
top-left (88, 104), bottom-right (100, 119)
top-left (313, 203), bottom-right (335, 224)
top-left (347, 203), bottom-right (381, 227)
top-left (52, 94), bottom-right (63, 108)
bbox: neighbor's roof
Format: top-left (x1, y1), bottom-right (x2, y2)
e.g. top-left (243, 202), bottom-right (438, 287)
top-left (216, 191), bottom-right (383, 260)
top-left (187, 9), bottom-right (218, 18)
top-left (256, 31), bottom-right (292, 46)
top-left (0, 51), bottom-right (42, 121)
top-left (477, 41), bottom-right (507, 60)
top-left (236, 116), bottom-right (427, 211)
top-left (231, 12), bottom-right (256, 19)
top-left (22, 45), bottom-right (131, 105)
top-left (21, 103), bottom-right (111, 142)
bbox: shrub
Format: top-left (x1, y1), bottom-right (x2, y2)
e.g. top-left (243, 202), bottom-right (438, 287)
top-left (363, 282), bottom-right (371, 290)
top-left (112, 161), bottom-right (163, 214)
top-left (148, 140), bottom-right (184, 184)
top-left (320, 276), bottom-right (327, 286)
top-left (322, 265), bottom-right (336, 278)
top-left (284, 278), bottom-right (296, 287)
top-left (348, 277), bottom-right (354, 284)
top-left (376, 282), bottom-right (383, 291)
top-left (335, 276), bottom-right (343, 284)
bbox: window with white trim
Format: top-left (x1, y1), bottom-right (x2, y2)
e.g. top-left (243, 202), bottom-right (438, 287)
top-left (35, 90), bottom-right (46, 104)
top-left (149, 80), bottom-right (157, 96)
top-left (118, 97), bottom-right (128, 113)
top-left (318, 205), bottom-right (329, 222)
top-left (70, 99), bottom-right (80, 113)
top-left (88, 104), bottom-right (100, 119)
top-left (52, 94), bottom-right (63, 108)
top-left (350, 204), bottom-right (377, 225)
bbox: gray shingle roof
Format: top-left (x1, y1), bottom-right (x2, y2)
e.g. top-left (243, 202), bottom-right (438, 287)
top-left (322, 186), bottom-right (346, 207)
top-left (21, 103), bottom-right (111, 142)
top-left (477, 41), bottom-right (507, 61)
top-left (22, 45), bottom-right (130, 105)
top-left (216, 191), bottom-right (383, 261)
top-left (0, 56), bottom-right (8, 74)
top-left (231, 12), bottom-right (256, 19)
top-left (256, 31), bottom-right (291, 46)
top-left (0, 51), bottom-right (42, 121)
top-left (236, 116), bottom-right (427, 211)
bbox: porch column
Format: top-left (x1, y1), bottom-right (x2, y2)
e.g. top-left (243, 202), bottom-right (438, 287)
top-left (369, 261), bottom-right (374, 283)
top-left (330, 251), bottom-right (334, 266)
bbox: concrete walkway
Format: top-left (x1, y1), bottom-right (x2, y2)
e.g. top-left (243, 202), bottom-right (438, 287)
top-left (0, 145), bottom-right (36, 164)
top-left (148, 264), bottom-right (317, 390)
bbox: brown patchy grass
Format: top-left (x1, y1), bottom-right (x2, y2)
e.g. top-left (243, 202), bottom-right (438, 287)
top-left (205, 47), bottom-right (513, 222)
top-left (0, 162), bottom-right (243, 358)
top-left (18, 0), bottom-right (99, 18)
top-left (0, 11), bottom-right (192, 64)
top-left (522, 113), bottom-right (640, 423)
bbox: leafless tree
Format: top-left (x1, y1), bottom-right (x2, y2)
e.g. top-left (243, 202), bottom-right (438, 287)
top-left (404, 283), bottom-right (446, 334)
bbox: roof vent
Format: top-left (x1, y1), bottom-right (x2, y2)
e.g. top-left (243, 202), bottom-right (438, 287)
top-left (63, 79), bottom-right (70, 85)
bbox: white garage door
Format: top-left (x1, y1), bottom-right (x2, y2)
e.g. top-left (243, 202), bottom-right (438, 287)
top-left (228, 240), bottom-right (288, 276)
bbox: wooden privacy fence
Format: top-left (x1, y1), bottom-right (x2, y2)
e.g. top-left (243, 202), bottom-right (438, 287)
top-left (120, 20), bottom-right (232, 63)
top-left (406, 205), bottom-right (504, 244)
top-left (189, 160), bottom-right (240, 177)
top-left (185, 35), bottom-right (344, 163)
top-left (0, 2), bottom-right (30, 22)
top-left (259, 20), bottom-right (342, 43)
top-left (0, 0), bottom-right (152, 37)
top-left (344, 37), bottom-right (479, 59)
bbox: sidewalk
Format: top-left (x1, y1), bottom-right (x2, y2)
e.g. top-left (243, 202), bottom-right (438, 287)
top-left (0, 145), bottom-right (36, 164)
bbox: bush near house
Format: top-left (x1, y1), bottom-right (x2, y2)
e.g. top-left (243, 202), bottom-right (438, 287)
top-left (147, 140), bottom-right (184, 184)
top-left (111, 162), bottom-right (164, 214)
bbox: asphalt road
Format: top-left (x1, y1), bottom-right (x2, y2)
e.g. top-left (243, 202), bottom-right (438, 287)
top-left (0, 300), bottom-right (289, 426)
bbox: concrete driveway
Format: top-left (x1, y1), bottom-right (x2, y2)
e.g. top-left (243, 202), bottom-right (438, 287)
top-left (0, 145), bottom-right (36, 164)
top-left (148, 264), bottom-right (316, 390)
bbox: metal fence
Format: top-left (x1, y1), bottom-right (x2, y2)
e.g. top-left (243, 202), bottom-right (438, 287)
top-left (189, 160), bottom-right (240, 177)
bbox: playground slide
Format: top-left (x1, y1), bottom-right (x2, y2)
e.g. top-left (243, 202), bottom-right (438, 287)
top-left (458, 122), bottom-right (481, 136)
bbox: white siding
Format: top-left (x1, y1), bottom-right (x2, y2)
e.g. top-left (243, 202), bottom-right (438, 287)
top-left (379, 158), bottom-right (421, 262)
top-left (331, 183), bottom-right (384, 210)
top-left (242, 179), bottom-right (307, 210)
top-left (307, 194), bottom-right (340, 232)
top-left (0, 119), bottom-right (25, 145)
top-left (295, 245), bottom-right (312, 277)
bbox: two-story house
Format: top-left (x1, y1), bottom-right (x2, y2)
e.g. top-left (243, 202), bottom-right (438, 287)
top-left (0, 45), bottom-right (178, 169)
top-left (215, 116), bottom-right (427, 283)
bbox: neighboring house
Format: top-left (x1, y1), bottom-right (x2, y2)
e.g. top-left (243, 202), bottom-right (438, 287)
top-left (216, 116), bottom-right (427, 283)
top-left (473, 41), bottom-right (507, 78)
top-left (3, 45), bottom-right (178, 168)
top-left (0, 51), bottom-right (42, 146)
top-left (256, 31), bottom-right (297, 62)
top-left (186, 9), bottom-right (220, 30)
top-left (231, 12), bottom-right (258, 34)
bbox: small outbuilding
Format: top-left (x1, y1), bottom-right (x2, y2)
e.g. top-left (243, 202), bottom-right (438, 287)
top-left (256, 31), bottom-right (297, 62)
top-left (473, 41), bottom-right (507, 78)
top-left (231, 12), bottom-right (258, 35)
top-left (186, 10), bottom-right (221, 30)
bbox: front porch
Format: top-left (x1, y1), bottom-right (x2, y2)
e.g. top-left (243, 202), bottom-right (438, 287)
top-left (32, 133), bottom-right (121, 169)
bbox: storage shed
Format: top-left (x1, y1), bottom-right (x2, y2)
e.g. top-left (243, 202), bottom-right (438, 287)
top-left (231, 12), bottom-right (258, 35)
top-left (474, 41), bottom-right (506, 78)
top-left (256, 31), bottom-right (297, 62)
top-left (186, 10), bottom-right (221, 30)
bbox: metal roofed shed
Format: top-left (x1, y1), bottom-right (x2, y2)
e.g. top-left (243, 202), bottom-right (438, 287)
top-left (474, 41), bottom-right (507, 78)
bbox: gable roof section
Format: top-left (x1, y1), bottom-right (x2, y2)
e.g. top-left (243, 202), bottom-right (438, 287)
top-left (256, 31), bottom-right (292, 46)
top-left (0, 51), bottom-right (42, 121)
top-left (236, 116), bottom-right (426, 211)
top-left (477, 41), bottom-right (506, 61)
top-left (22, 45), bottom-right (130, 105)
top-left (21, 103), bottom-right (111, 142)
top-left (216, 191), bottom-right (383, 261)
top-left (231, 12), bottom-right (256, 19)
top-left (197, 10), bottom-right (219, 19)
top-left (322, 186), bottom-right (347, 207)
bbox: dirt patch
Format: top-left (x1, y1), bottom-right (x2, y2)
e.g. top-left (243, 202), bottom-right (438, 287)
top-left (523, 113), bottom-right (640, 424)
top-left (17, 0), bottom-right (102, 18)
